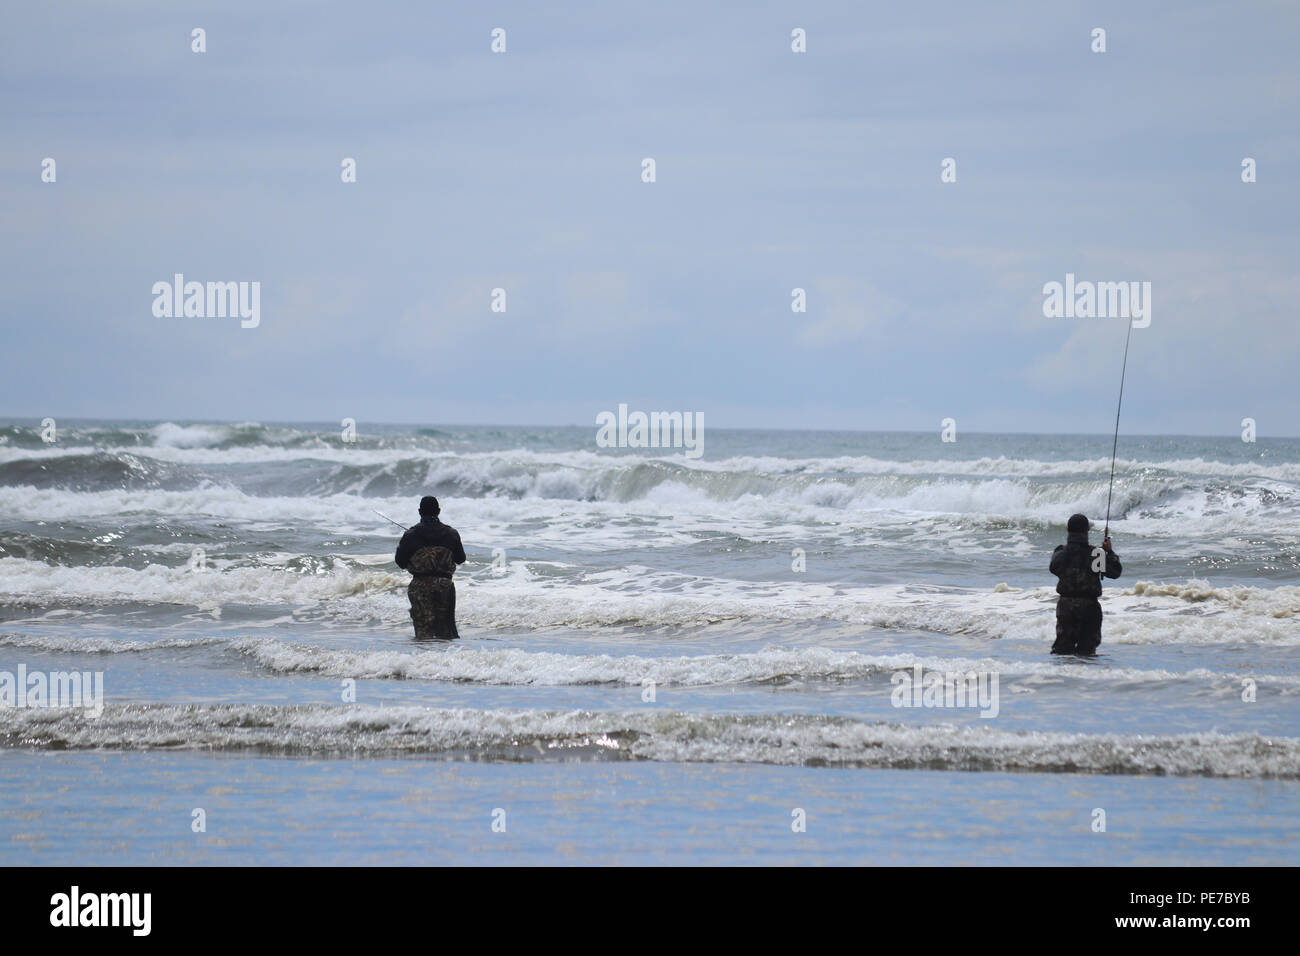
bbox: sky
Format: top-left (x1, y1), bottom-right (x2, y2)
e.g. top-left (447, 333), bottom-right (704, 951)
top-left (2, 0), bottom-right (1297, 435)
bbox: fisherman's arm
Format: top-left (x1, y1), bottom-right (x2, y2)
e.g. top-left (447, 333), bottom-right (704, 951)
top-left (395, 531), bottom-right (413, 570)
top-left (1101, 537), bottom-right (1121, 578)
top-left (452, 531), bottom-right (466, 565)
top-left (1049, 545), bottom-right (1066, 575)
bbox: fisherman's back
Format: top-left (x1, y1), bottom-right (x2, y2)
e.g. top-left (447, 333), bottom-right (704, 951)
top-left (396, 518), bottom-right (466, 571)
top-left (1050, 540), bottom-right (1116, 599)
top-left (1050, 515), bottom-right (1121, 656)
top-left (395, 498), bottom-right (466, 640)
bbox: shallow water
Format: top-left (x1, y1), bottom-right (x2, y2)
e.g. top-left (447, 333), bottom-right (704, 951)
top-left (1, 421), bottom-right (1297, 863)
top-left (4, 753), bottom-right (1296, 866)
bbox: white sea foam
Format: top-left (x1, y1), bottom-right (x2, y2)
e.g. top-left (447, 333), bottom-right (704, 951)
top-left (148, 423), bottom-right (237, 449)
top-left (224, 639), bottom-right (1300, 689)
top-left (5, 435), bottom-right (1300, 481)
top-left (2, 702), bottom-right (1295, 777)
top-left (0, 633), bottom-right (223, 653)
top-left (2, 445), bottom-right (1297, 529)
top-left (2, 556), bottom-right (1298, 646)
top-left (3, 632), bottom-right (1294, 690)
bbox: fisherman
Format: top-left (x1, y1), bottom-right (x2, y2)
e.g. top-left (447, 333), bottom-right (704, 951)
top-left (1050, 513), bottom-right (1122, 655)
top-left (394, 496), bottom-right (467, 640)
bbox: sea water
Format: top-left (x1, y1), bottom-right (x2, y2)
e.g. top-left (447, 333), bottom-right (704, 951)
top-left (1, 421), bottom-right (1297, 864)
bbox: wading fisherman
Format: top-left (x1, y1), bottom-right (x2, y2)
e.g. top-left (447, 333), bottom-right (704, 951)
top-left (1050, 513), bottom-right (1121, 655)
top-left (394, 496), bottom-right (467, 640)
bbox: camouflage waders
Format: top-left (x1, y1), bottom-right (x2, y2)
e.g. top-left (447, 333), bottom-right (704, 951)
top-left (407, 546), bottom-right (459, 640)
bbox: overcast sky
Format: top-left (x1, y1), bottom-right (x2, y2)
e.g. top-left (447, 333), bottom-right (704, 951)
top-left (2, 0), bottom-right (1297, 435)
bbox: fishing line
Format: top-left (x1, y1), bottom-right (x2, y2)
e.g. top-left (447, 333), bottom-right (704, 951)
top-left (1104, 318), bottom-right (1135, 537)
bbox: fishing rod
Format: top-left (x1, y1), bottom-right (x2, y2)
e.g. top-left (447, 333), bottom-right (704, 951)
top-left (374, 509), bottom-right (407, 531)
top-left (1103, 318), bottom-right (1136, 539)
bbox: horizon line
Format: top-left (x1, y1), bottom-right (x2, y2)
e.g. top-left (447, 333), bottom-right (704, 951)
top-left (0, 415), bottom-right (1293, 441)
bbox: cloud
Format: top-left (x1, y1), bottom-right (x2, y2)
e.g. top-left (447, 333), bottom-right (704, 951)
top-left (797, 277), bottom-right (900, 347)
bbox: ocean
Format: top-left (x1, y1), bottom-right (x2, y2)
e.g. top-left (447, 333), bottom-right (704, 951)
top-left (1, 420), bottom-right (1297, 865)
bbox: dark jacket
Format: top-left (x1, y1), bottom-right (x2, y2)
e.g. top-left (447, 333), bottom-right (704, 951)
top-left (395, 517), bottom-right (466, 574)
top-left (1050, 530), bottom-right (1121, 599)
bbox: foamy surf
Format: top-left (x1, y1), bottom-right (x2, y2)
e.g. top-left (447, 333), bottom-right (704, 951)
top-left (1, 703), bottom-right (1296, 778)
top-left (223, 639), bottom-right (1300, 689)
top-left (3, 424), bottom-right (1298, 805)
top-left (4, 633), bottom-right (1295, 690)
top-left (2, 552), bottom-right (1297, 646)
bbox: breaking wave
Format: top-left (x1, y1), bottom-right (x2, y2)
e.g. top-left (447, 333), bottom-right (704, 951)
top-left (2, 558), bottom-right (1299, 645)
top-left (3, 633), bottom-right (1297, 689)
top-left (2, 703), bottom-right (1296, 777)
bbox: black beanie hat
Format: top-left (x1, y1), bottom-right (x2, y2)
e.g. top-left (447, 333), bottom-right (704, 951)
top-left (419, 495), bottom-right (440, 516)
top-left (1067, 513), bottom-right (1090, 533)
